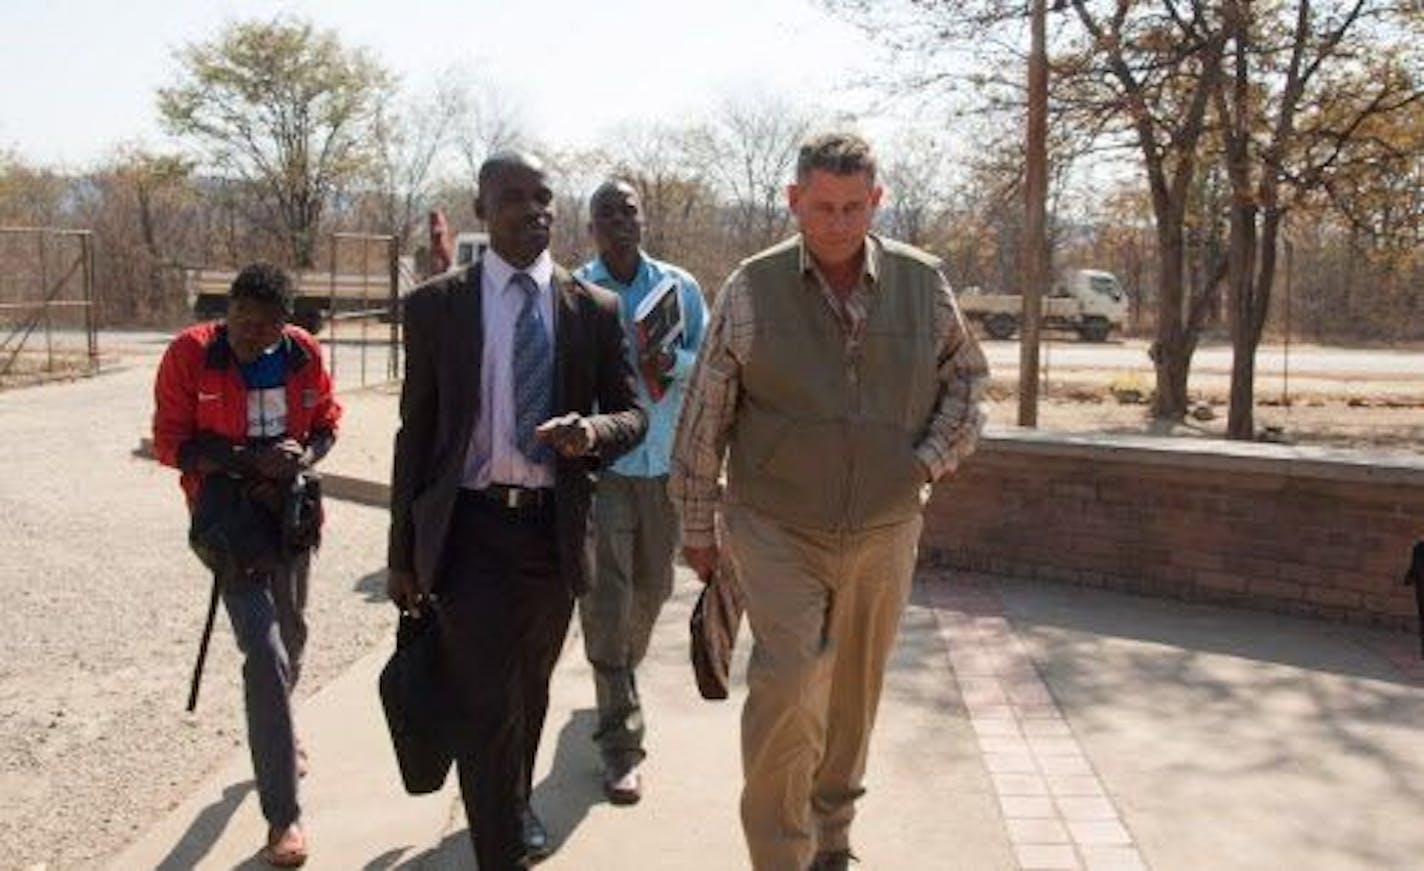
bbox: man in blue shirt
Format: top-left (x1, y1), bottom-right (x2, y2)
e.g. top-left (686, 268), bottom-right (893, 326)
top-left (576, 179), bottom-right (708, 805)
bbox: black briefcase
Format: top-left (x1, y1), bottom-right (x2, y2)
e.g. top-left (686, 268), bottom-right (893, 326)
top-left (378, 612), bottom-right (455, 794)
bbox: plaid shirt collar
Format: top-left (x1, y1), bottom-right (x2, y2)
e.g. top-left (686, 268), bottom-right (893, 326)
top-left (797, 232), bottom-right (882, 294)
top-left (798, 234), bottom-right (882, 338)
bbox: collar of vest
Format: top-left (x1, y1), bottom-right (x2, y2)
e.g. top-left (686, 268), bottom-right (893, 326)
top-left (762, 233), bottom-right (882, 286)
top-left (205, 324), bottom-right (311, 374)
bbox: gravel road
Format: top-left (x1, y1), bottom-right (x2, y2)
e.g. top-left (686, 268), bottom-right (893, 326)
top-left (0, 343), bottom-right (397, 870)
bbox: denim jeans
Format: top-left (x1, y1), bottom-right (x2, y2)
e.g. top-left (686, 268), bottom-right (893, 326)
top-left (220, 550), bottom-right (310, 829)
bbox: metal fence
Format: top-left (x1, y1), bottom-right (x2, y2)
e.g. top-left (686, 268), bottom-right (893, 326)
top-left (0, 227), bottom-right (98, 381)
top-left (322, 232), bottom-right (409, 389)
top-left (183, 232), bottom-right (413, 390)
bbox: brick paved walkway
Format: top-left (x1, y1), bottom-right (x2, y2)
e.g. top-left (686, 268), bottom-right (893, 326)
top-left (928, 573), bottom-right (1146, 870)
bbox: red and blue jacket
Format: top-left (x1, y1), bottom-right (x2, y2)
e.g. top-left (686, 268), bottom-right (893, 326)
top-left (152, 321), bottom-right (342, 510)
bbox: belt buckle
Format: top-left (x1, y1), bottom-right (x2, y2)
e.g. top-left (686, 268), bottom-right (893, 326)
top-left (504, 487), bottom-right (521, 510)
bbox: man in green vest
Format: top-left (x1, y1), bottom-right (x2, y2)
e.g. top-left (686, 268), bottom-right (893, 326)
top-left (670, 132), bottom-right (989, 871)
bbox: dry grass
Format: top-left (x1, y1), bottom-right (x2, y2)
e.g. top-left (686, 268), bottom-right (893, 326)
top-left (0, 351), bottom-right (103, 389)
top-left (986, 375), bottom-right (1424, 456)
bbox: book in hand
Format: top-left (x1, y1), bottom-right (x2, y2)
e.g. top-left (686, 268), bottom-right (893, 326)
top-left (632, 275), bottom-right (684, 401)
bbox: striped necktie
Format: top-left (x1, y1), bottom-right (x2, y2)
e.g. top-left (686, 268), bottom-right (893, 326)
top-left (510, 272), bottom-right (554, 463)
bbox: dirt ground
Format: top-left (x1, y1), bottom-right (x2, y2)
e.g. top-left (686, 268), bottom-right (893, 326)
top-left (981, 371), bottom-right (1424, 458)
top-left (0, 358), bottom-right (396, 871)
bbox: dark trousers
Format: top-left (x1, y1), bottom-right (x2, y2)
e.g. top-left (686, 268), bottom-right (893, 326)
top-left (220, 551), bottom-right (310, 830)
top-left (436, 490), bottom-right (573, 870)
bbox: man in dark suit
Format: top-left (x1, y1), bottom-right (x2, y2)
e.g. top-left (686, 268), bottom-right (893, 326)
top-left (387, 150), bottom-right (647, 869)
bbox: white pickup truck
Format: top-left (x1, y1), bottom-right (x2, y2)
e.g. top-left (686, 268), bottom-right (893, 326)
top-left (959, 268), bottom-right (1128, 342)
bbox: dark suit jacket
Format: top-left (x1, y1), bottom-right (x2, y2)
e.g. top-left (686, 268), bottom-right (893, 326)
top-left (388, 261), bottom-right (647, 595)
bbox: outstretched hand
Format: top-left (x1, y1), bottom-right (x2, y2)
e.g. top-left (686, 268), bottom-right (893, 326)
top-left (535, 413), bottom-right (595, 457)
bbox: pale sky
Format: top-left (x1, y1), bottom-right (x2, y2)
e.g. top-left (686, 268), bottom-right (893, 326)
top-left (0, 0), bottom-right (884, 169)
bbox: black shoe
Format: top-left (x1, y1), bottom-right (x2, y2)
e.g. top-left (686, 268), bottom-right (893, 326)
top-left (519, 806), bottom-right (552, 865)
top-left (809, 849), bottom-right (857, 871)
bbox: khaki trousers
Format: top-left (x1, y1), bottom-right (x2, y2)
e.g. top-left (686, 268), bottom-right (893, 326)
top-left (579, 472), bottom-right (679, 774)
top-left (724, 503), bottom-right (921, 871)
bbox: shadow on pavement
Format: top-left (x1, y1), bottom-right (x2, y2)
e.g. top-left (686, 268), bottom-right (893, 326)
top-left (154, 780), bottom-right (255, 870)
top-left (531, 708), bottom-right (604, 851)
top-left (979, 574), bottom-right (1424, 686)
top-left (354, 568), bottom-right (390, 604)
top-left (369, 830), bottom-right (473, 869)
top-left (928, 573), bottom-right (1424, 868)
top-left (352, 709), bottom-right (603, 870)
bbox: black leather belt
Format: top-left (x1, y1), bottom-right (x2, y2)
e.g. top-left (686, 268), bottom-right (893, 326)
top-left (474, 484), bottom-right (553, 511)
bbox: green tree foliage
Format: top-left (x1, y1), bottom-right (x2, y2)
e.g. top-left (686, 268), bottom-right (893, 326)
top-left (157, 17), bottom-right (394, 267)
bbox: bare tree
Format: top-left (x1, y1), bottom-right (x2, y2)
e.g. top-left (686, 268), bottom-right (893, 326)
top-left (880, 133), bottom-right (953, 247)
top-left (447, 70), bottom-right (530, 182)
top-left (88, 149), bottom-right (195, 323)
top-left (1058, 1), bottom-right (1227, 422)
top-left (691, 97), bottom-right (815, 253)
top-left (368, 81), bottom-right (464, 250)
top-left (827, 1), bottom-right (1227, 421)
top-left (594, 122), bottom-right (721, 266)
top-left (1213, 0), bottom-right (1424, 438)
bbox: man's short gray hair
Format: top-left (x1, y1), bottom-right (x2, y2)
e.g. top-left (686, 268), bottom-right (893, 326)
top-left (796, 133), bottom-right (877, 185)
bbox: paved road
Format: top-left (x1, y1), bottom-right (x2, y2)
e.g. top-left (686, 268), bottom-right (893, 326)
top-left (84, 328), bottom-right (1424, 392)
top-left (980, 338), bottom-right (1424, 381)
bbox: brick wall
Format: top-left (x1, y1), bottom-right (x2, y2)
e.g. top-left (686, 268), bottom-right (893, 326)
top-left (922, 430), bottom-right (1424, 630)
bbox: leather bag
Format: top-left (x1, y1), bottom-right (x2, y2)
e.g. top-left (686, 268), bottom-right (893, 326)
top-left (378, 612), bottom-right (455, 794)
top-left (689, 561), bottom-right (745, 701)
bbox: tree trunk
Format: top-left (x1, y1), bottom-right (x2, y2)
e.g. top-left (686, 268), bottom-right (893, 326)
top-left (1221, 2), bottom-right (1258, 441)
top-left (1224, 195), bottom-right (1258, 439)
top-left (1226, 336), bottom-right (1256, 438)
top-left (1068, 0), bottom-right (1226, 424)
top-left (1151, 227), bottom-right (1190, 421)
top-left (136, 185), bottom-right (169, 321)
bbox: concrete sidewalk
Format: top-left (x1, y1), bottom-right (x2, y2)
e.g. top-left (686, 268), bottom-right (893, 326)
top-left (113, 384), bottom-right (1424, 870)
top-left (111, 575), bottom-right (1012, 870)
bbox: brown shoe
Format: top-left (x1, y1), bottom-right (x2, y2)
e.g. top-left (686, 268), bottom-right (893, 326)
top-left (261, 822), bottom-right (308, 868)
top-left (603, 763), bottom-right (642, 805)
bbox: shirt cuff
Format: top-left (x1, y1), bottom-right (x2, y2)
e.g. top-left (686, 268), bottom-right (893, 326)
top-left (915, 443), bottom-right (958, 483)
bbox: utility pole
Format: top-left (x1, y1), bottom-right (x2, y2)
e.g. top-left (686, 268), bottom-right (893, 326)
top-left (1019, 0), bottom-right (1050, 427)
